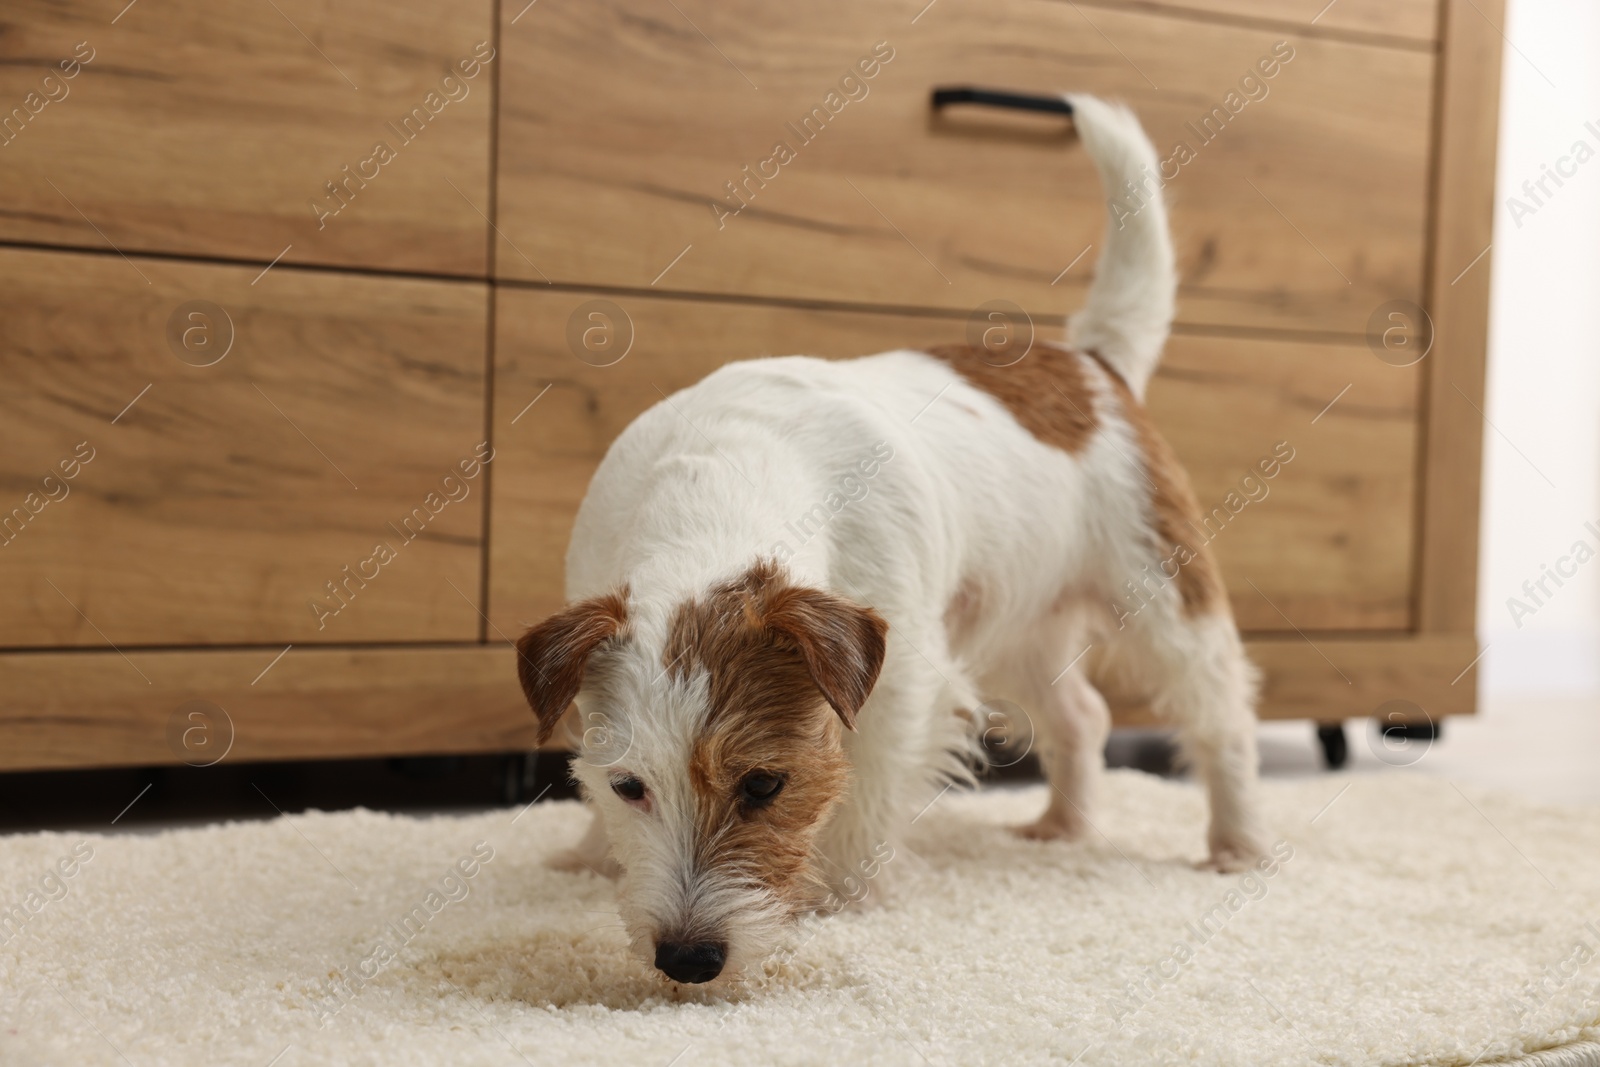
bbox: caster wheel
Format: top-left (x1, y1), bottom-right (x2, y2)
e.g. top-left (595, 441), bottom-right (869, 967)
top-left (1380, 720), bottom-right (1441, 743)
top-left (1316, 722), bottom-right (1348, 769)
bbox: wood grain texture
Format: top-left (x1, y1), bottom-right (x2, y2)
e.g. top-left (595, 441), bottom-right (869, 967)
top-left (0, 632), bottom-right (1475, 770)
top-left (0, 646), bottom-right (533, 771)
top-left (1149, 334), bottom-right (1419, 630)
top-left (1079, 0), bottom-right (1439, 44)
top-left (0, 247), bottom-right (490, 647)
top-left (0, 0), bottom-right (494, 275)
top-left (1416, 0), bottom-right (1504, 636)
top-left (488, 289), bottom-right (1418, 635)
top-left (498, 0), bottom-right (1433, 335)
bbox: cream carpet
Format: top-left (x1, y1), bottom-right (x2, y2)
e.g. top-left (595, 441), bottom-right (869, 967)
top-left (2, 770), bottom-right (1598, 1067)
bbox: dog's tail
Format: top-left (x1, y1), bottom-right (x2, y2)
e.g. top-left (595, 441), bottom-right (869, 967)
top-left (1063, 94), bottom-right (1175, 400)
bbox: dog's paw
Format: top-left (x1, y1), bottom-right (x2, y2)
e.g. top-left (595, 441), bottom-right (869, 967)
top-left (1199, 838), bottom-right (1267, 873)
top-left (547, 847), bottom-right (622, 879)
top-left (1009, 817), bottom-right (1087, 843)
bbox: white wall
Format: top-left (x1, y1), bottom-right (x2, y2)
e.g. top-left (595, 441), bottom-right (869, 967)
top-left (1479, 0), bottom-right (1600, 699)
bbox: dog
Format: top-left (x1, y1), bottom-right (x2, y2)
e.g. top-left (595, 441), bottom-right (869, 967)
top-left (515, 94), bottom-right (1267, 985)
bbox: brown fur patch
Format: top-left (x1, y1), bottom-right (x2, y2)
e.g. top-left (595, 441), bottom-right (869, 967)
top-left (1085, 353), bottom-right (1228, 617)
top-left (924, 342), bottom-right (1099, 455)
top-left (927, 340), bottom-right (1224, 617)
top-left (687, 699), bottom-right (849, 914)
top-left (662, 562), bottom-right (883, 912)
top-left (663, 561), bottom-right (887, 730)
top-left (515, 588), bottom-right (630, 743)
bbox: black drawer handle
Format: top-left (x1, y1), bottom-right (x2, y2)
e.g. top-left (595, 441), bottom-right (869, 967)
top-left (929, 86), bottom-right (1074, 116)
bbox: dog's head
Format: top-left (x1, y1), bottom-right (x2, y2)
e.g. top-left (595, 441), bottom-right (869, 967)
top-left (516, 560), bottom-right (887, 984)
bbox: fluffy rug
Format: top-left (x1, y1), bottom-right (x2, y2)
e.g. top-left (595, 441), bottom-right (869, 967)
top-left (2, 771), bottom-right (1598, 1067)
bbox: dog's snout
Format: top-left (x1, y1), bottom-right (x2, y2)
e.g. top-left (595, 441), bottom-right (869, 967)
top-left (654, 940), bottom-right (727, 984)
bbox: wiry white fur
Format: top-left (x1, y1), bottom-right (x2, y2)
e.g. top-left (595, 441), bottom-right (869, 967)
top-left (553, 95), bottom-right (1263, 976)
top-left (1064, 93), bottom-right (1177, 400)
top-left (561, 611), bottom-right (792, 976)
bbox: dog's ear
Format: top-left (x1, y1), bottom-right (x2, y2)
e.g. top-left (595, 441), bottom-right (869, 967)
top-left (762, 585), bottom-right (888, 730)
top-left (515, 591), bottom-right (629, 744)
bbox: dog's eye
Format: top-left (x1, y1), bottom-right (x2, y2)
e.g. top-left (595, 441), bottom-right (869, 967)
top-left (739, 773), bottom-right (785, 808)
top-left (611, 775), bottom-right (646, 802)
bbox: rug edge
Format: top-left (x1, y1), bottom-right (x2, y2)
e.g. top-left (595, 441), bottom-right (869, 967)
top-left (1485, 1040), bottom-right (1600, 1067)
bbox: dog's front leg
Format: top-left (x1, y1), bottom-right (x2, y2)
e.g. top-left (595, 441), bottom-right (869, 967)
top-left (548, 806), bottom-right (622, 879)
top-left (812, 646), bottom-right (953, 907)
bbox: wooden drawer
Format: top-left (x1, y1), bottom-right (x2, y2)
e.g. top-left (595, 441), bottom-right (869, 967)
top-left (0, 248), bottom-right (489, 648)
top-left (498, 0), bottom-right (1432, 335)
top-left (0, 0), bottom-right (493, 275)
top-left (0, 646), bottom-right (532, 771)
top-left (0, 632), bottom-right (1476, 770)
top-left (487, 290), bottom-right (1418, 635)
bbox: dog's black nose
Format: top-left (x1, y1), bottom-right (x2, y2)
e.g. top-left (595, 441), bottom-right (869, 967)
top-left (654, 940), bottom-right (726, 984)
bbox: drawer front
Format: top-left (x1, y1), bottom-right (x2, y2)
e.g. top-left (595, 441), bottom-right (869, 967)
top-left (0, 0), bottom-right (493, 275)
top-left (0, 632), bottom-right (1470, 771)
top-left (0, 646), bottom-right (532, 771)
top-left (488, 290), bottom-right (1417, 634)
top-left (498, 0), bottom-right (1432, 335)
top-left (0, 248), bottom-right (489, 647)
top-left (1147, 336), bottom-right (1418, 630)
top-left (0, 632), bottom-right (1469, 772)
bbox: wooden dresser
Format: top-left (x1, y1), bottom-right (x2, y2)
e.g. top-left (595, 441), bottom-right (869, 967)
top-left (0, 0), bottom-right (1502, 770)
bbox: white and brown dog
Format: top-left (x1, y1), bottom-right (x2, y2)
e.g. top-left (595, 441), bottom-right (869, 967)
top-left (516, 94), bottom-right (1266, 985)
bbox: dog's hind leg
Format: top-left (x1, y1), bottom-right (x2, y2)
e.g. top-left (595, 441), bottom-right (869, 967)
top-left (1007, 602), bottom-right (1111, 842)
top-left (1109, 600), bottom-right (1267, 871)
